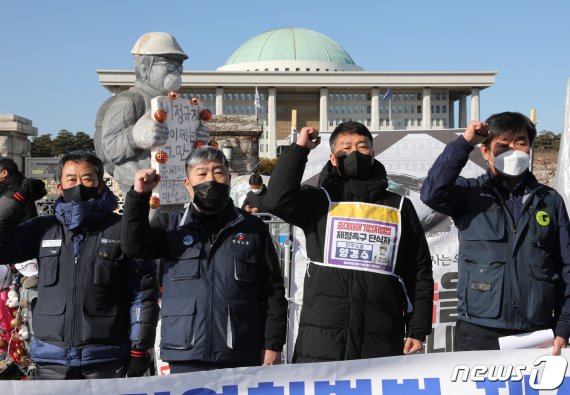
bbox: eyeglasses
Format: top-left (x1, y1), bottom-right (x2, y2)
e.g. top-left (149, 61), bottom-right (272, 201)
top-left (155, 61), bottom-right (183, 73)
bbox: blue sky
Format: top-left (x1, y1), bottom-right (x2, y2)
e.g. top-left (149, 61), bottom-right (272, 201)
top-left (1, 0), bottom-right (568, 136)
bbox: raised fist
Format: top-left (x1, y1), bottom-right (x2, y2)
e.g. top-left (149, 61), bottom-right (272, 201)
top-left (134, 168), bottom-right (161, 193)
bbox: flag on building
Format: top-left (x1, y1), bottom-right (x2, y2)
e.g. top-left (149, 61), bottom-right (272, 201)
top-left (381, 86), bottom-right (392, 103)
top-left (254, 86), bottom-right (261, 117)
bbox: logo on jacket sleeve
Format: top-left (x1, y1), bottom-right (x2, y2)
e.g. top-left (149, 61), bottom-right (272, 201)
top-left (233, 233), bottom-right (249, 245)
top-left (183, 235), bottom-right (194, 246)
top-left (536, 211), bottom-right (551, 226)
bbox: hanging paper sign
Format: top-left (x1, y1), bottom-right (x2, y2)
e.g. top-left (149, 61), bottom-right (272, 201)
top-left (150, 94), bottom-right (209, 205)
top-left (321, 202), bottom-right (401, 275)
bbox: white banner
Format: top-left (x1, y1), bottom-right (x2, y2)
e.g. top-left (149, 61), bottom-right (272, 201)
top-left (1, 349), bottom-right (569, 395)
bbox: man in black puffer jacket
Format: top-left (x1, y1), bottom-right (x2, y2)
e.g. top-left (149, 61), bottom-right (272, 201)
top-left (0, 152), bottom-right (159, 379)
top-left (265, 121), bottom-right (433, 362)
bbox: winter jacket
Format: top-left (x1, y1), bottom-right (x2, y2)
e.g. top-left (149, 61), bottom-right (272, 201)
top-left (121, 189), bottom-right (287, 364)
top-left (241, 185), bottom-right (269, 212)
top-left (0, 187), bottom-right (159, 366)
top-left (420, 135), bottom-right (570, 340)
top-left (0, 170), bottom-right (37, 221)
top-left (265, 144), bottom-right (434, 362)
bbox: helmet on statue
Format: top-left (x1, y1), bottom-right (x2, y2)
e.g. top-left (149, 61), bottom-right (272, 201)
top-left (131, 32), bottom-right (188, 60)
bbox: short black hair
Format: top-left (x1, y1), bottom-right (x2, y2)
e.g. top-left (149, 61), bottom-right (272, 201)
top-left (483, 112), bottom-right (537, 147)
top-left (185, 146), bottom-right (229, 174)
top-left (0, 158), bottom-right (18, 175)
top-left (57, 151), bottom-right (104, 182)
top-left (329, 121), bottom-right (373, 152)
top-left (249, 174), bottom-right (263, 185)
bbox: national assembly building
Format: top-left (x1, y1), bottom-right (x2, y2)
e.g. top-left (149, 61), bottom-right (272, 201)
top-left (97, 27), bottom-right (496, 158)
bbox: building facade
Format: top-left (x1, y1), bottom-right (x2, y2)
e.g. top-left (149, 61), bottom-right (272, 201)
top-left (97, 27), bottom-right (495, 158)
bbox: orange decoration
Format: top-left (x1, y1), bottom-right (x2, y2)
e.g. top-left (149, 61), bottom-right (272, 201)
top-left (193, 140), bottom-right (206, 148)
top-left (10, 318), bottom-right (20, 328)
top-left (190, 97), bottom-right (200, 105)
top-left (155, 150), bottom-right (169, 164)
top-left (10, 350), bottom-right (20, 363)
top-left (149, 196), bottom-right (160, 209)
top-left (168, 91), bottom-right (179, 100)
top-left (154, 109), bottom-right (168, 123)
top-left (200, 109), bottom-right (212, 121)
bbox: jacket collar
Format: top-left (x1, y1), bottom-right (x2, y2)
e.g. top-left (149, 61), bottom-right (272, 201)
top-left (54, 185), bottom-right (118, 232)
top-left (317, 159), bottom-right (389, 203)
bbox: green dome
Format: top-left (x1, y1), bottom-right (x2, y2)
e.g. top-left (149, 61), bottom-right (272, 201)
top-left (218, 27), bottom-right (362, 72)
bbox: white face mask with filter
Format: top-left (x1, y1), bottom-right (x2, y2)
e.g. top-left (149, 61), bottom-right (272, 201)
top-left (490, 150), bottom-right (530, 177)
top-left (251, 188), bottom-right (263, 195)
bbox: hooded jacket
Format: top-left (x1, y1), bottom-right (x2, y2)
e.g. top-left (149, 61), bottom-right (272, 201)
top-left (265, 144), bottom-right (433, 362)
top-left (0, 186), bottom-right (159, 366)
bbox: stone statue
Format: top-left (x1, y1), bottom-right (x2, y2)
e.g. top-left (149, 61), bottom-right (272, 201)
top-left (95, 32), bottom-right (188, 194)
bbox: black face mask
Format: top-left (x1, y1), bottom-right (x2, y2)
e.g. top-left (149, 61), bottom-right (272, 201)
top-left (62, 184), bottom-right (100, 202)
top-left (336, 151), bottom-right (373, 179)
top-left (192, 181), bottom-right (230, 212)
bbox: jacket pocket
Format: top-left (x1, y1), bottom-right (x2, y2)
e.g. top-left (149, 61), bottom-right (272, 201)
top-left (234, 257), bottom-right (257, 282)
top-left (460, 251), bottom-right (506, 319)
top-left (228, 300), bottom-right (262, 351)
top-left (168, 247), bottom-right (201, 280)
top-left (94, 244), bottom-right (124, 287)
top-left (37, 246), bottom-right (60, 287)
top-left (82, 299), bottom-right (121, 342)
top-left (527, 266), bottom-right (559, 326)
top-left (458, 205), bottom-right (505, 242)
top-left (33, 298), bottom-right (66, 341)
top-left (160, 297), bottom-right (197, 349)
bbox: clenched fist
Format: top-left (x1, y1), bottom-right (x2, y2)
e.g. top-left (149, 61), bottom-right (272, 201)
top-left (132, 111), bottom-right (170, 150)
top-left (295, 127), bottom-right (321, 150)
top-left (134, 168), bottom-right (161, 193)
top-left (463, 121), bottom-right (489, 146)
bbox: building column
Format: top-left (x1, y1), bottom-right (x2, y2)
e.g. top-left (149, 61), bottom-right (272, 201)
top-left (320, 87), bottom-right (329, 132)
top-left (422, 87), bottom-right (432, 129)
top-left (371, 88), bottom-right (380, 130)
top-left (215, 88), bottom-right (224, 115)
top-left (458, 95), bottom-right (467, 128)
top-left (470, 88), bottom-right (480, 121)
top-left (448, 98), bottom-right (455, 129)
top-left (267, 87), bottom-right (277, 159)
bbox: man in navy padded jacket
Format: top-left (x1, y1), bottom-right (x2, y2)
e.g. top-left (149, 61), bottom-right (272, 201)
top-left (421, 112), bottom-right (570, 354)
top-left (0, 152), bottom-right (159, 379)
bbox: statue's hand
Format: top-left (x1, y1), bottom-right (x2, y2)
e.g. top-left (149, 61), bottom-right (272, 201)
top-left (132, 112), bottom-right (170, 150)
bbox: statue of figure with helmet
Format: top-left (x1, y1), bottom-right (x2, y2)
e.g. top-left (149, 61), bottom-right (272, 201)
top-left (94, 32), bottom-right (188, 195)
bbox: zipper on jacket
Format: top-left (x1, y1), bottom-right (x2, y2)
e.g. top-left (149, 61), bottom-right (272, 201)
top-left (70, 252), bottom-right (80, 347)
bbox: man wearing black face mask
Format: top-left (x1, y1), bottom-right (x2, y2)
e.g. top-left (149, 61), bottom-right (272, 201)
top-left (0, 152), bottom-right (159, 379)
top-left (265, 121), bottom-right (433, 362)
top-left (121, 146), bottom-right (287, 373)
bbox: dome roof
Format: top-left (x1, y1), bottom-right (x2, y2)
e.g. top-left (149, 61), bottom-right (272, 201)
top-left (217, 27), bottom-right (363, 72)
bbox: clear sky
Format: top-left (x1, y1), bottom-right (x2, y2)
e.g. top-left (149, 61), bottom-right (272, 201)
top-left (1, 0), bottom-right (568, 136)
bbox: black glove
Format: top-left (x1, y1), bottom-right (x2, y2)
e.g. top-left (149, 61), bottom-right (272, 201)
top-left (126, 349), bottom-right (150, 377)
top-left (13, 179), bottom-right (47, 204)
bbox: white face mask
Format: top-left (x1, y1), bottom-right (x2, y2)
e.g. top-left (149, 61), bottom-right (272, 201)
top-left (251, 188), bottom-right (263, 195)
top-left (491, 150), bottom-right (530, 177)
